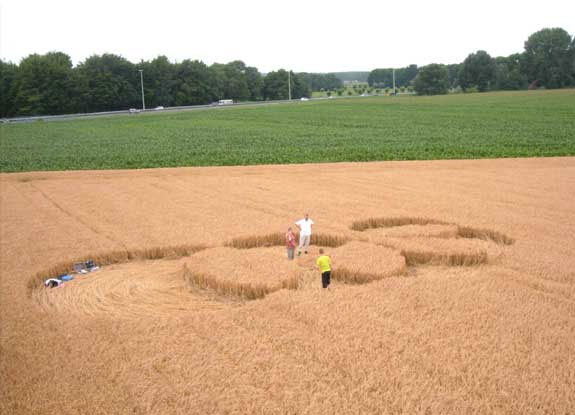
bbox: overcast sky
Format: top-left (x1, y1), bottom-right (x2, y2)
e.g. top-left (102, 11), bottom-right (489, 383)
top-left (1, 0), bottom-right (573, 73)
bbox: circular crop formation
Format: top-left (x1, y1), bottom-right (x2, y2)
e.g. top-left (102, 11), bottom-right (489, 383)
top-left (31, 217), bottom-right (513, 316)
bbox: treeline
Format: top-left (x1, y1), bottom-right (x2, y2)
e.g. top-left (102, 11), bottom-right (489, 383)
top-left (2, 27), bottom-right (573, 117)
top-left (0, 55), bottom-right (343, 117)
top-left (299, 73), bottom-right (343, 92)
top-left (369, 28), bottom-right (575, 95)
top-left (331, 72), bottom-right (369, 83)
top-left (368, 65), bottom-right (418, 88)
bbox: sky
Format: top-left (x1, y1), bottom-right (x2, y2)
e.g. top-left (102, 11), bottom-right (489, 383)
top-left (1, 0), bottom-right (573, 73)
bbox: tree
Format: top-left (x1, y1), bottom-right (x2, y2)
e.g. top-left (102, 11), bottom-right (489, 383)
top-left (494, 54), bottom-right (527, 90)
top-left (74, 54), bottom-right (140, 112)
top-left (211, 61), bottom-right (250, 101)
top-left (14, 52), bottom-right (75, 115)
top-left (299, 73), bottom-right (342, 91)
top-left (263, 69), bottom-right (290, 100)
top-left (263, 70), bottom-right (310, 100)
top-left (324, 73), bottom-right (343, 90)
top-left (291, 72), bottom-right (311, 99)
top-left (459, 50), bottom-right (496, 92)
top-left (0, 60), bottom-right (19, 117)
top-left (173, 60), bottom-right (219, 105)
top-left (245, 66), bottom-right (263, 101)
top-left (446, 63), bottom-right (461, 89)
top-left (395, 64), bottom-right (418, 86)
top-left (368, 65), bottom-right (418, 88)
top-left (139, 56), bottom-right (177, 108)
top-left (413, 64), bottom-right (449, 95)
top-left (368, 68), bottom-right (392, 87)
top-left (571, 37), bottom-right (575, 80)
top-left (523, 28), bottom-right (574, 88)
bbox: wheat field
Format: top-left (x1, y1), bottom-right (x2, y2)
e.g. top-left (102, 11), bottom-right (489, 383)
top-left (1, 158), bottom-right (574, 414)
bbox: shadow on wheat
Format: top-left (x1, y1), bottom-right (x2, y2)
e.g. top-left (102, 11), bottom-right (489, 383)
top-left (400, 250), bottom-right (488, 266)
top-left (225, 232), bottom-right (349, 249)
top-left (181, 263), bottom-right (299, 300)
top-left (350, 216), bottom-right (514, 245)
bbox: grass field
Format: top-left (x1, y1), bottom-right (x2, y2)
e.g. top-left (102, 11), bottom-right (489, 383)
top-left (1, 90), bottom-right (574, 172)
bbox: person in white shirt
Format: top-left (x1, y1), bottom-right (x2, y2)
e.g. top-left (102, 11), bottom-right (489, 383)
top-left (295, 213), bottom-right (314, 256)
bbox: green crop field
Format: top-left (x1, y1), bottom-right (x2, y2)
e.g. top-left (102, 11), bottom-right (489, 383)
top-left (1, 90), bottom-right (574, 172)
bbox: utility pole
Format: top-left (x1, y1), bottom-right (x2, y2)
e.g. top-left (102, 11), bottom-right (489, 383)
top-left (288, 70), bottom-right (291, 100)
top-left (139, 69), bottom-right (146, 110)
top-left (392, 68), bottom-right (396, 95)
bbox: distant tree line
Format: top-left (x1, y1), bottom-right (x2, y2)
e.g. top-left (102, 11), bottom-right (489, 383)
top-left (299, 73), bottom-right (343, 92)
top-left (2, 27), bottom-right (573, 116)
top-left (0, 55), bottom-right (317, 117)
top-left (331, 72), bottom-right (370, 83)
top-left (369, 28), bottom-right (575, 95)
top-left (367, 65), bottom-right (418, 88)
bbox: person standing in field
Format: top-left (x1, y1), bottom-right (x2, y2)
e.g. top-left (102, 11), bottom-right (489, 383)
top-left (285, 227), bottom-right (297, 260)
top-left (295, 213), bottom-right (314, 255)
top-left (316, 248), bottom-right (332, 289)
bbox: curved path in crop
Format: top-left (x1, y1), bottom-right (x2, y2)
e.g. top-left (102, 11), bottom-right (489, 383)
top-left (33, 220), bottom-right (510, 318)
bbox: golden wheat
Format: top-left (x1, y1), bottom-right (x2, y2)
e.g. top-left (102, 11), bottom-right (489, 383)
top-left (28, 244), bottom-right (205, 294)
top-left (350, 217), bottom-right (514, 246)
top-left (183, 246), bottom-right (304, 299)
top-left (457, 226), bottom-right (514, 245)
top-left (350, 216), bottom-right (449, 231)
top-left (400, 249), bottom-right (488, 266)
top-left (371, 236), bottom-right (495, 266)
top-left (358, 223), bottom-right (460, 239)
top-left (2, 157), bottom-right (574, 415)
top-left (328, 241), bottom-right (407, 283)
top-left (225, 232), bottom-right (349, 249)
top-left (181, 264), bottom-right (297, 300)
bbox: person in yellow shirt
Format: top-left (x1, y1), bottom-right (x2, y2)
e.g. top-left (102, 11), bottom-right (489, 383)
top-left (316, 249), bottom-right (332, 289)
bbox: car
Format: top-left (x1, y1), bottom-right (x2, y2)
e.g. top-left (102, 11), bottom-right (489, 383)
top-left (154, 106), bottom-right (164, 111)
top-left (128, 108), bottom-right (140, 114)
top-left (300, 97), bottom-right (309, 101)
